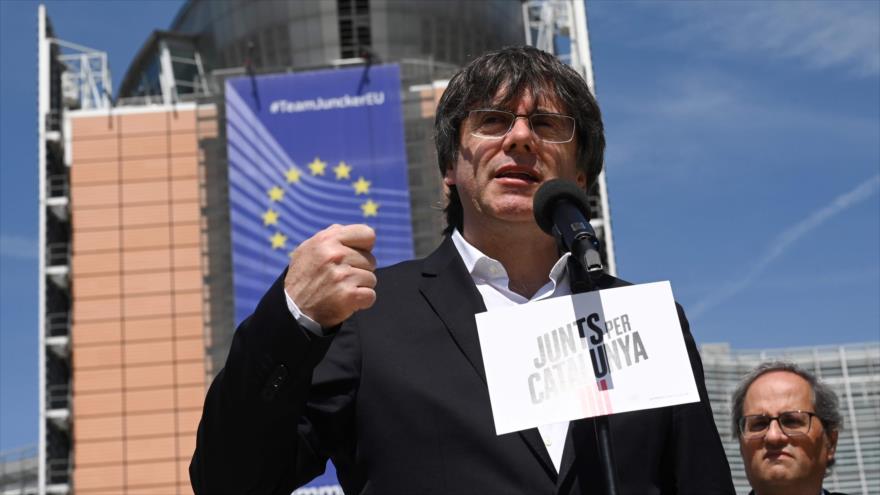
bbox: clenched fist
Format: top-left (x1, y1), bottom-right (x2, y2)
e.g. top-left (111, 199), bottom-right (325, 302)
top-left (284, 224), bottom-right (377, 328)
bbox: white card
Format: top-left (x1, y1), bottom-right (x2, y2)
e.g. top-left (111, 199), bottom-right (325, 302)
top-left (475, 281), bottom-right (700, 435)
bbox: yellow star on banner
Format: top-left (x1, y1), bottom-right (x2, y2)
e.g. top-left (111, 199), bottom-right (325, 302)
top-left (262, 209), bottom-right (279, 226)
top-left (308, 157), bottom-right (327, 176)
top-left (268, 186), bottom-right (284, 202)
top-left (334, 161), bottom-right (352, 180)
top-left (270, 232), bottom-right (288, 250)
top-left (361, 199), bottom-right (379, 217)
top-left (353, 176), bottom-right (371, 195)
top-left (286, 167), bottom-right (301, 183)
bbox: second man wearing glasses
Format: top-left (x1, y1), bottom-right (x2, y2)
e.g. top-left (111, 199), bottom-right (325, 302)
top-left (732, 361), bottom-right (846, 495)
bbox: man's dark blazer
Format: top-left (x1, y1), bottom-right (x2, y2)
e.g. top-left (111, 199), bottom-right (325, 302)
top-left (190, 237), bottom-right (735, 494)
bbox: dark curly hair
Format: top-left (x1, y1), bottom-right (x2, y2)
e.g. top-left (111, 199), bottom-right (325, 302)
top-left (434, 45), bottom-right (605, 234)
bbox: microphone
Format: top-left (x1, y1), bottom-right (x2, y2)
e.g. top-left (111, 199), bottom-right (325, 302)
top-left (533, 179), bottom-right (604, 274)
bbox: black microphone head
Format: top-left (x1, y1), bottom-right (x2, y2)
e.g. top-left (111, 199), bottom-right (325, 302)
top-left (533, 179), bottom-right (591, 235)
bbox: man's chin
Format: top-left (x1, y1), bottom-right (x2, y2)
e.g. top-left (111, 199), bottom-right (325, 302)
top-left (491, 210), bottom-right (539, 226)
top-left (485, 200), bottom-right (535, 221)
top-left (758, 464), bottom-right (799, 483)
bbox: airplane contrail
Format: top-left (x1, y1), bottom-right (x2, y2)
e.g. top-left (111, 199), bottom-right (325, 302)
top-left (690, 173), bottom-right (880, 319)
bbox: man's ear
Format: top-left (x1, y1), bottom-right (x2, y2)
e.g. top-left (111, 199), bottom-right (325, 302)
top-left (576, 171), bottom-right (587, 190)
top-left (444, 164), bottom-right (456, 187)
top-left (825, 429), bottom-right (839, 462)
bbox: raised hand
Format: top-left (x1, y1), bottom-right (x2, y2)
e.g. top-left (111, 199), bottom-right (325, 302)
top-left (284, 224), bottom-right (378, 328)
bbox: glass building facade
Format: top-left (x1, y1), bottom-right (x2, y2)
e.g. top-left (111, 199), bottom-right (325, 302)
top-left (165, 0), bottom-right (524, 72)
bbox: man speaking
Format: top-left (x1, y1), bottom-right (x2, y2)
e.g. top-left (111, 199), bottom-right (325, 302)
top-left (190, 46), bottom-right (734, 494)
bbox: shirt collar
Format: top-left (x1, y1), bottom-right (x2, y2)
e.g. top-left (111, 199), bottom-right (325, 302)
top-left (450, 229), bottom-right (570, 290)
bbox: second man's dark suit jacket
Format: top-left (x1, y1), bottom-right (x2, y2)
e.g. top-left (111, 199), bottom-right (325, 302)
top-left (190, 236), bottom-right (735, 494)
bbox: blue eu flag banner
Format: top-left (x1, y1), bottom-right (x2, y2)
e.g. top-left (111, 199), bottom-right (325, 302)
top-left (226, 65), bottom-right (414, 329)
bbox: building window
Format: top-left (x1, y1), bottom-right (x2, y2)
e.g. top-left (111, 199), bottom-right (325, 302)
top-left (337, 0), bottom-right (371, 59)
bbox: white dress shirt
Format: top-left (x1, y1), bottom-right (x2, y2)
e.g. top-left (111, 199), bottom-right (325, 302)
top-left (450, 230), bottom-right (571, 473)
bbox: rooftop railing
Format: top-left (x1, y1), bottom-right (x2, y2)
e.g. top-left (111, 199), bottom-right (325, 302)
top-left (45, 243), bottom-right (69, 268)
top-left (46, 384), bottom-right (69, 411)
top-left (45, 312), bottom-right (70, 339)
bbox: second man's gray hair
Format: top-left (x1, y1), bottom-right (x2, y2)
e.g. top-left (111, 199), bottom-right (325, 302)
top-left (729, 360), bottom-right (843, 441)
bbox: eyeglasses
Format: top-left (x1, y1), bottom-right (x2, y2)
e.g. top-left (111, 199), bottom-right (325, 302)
top-left (467, 109), bottom-right (576, 144)
top-left (739, 410), bottom-right (818, 439)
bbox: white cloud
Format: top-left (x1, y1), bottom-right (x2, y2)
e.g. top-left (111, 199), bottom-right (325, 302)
top-left (689, 173), bottom-right (880, 318)
top-left (639, 70), bottom-right (752, 121)
top-left (659, 1), bottom-right (880, 77)
top-left (602, 65), bottom-right (878, 178)
top-left (0, 235), bottom-right (38, 260)
top-left (647, 69), bottom-right (876, 133)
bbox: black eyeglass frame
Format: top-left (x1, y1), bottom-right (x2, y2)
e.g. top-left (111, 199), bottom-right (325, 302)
top-left (466, 109), bottom-right (576, 144)
top-left (738, 410), bottom-right (820, 439)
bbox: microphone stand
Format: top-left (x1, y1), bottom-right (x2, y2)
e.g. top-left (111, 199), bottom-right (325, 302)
top-left (562, 233), bottom-right (620, 495)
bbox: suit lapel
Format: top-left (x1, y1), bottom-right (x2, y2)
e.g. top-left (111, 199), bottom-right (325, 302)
top-left (418, 236), bottom-right (557, 479)
top-left (419, 237), bottom-right (488, 383)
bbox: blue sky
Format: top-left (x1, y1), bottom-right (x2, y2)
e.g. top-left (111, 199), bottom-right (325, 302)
top-left (1, 0), bottom-right (878, 452)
